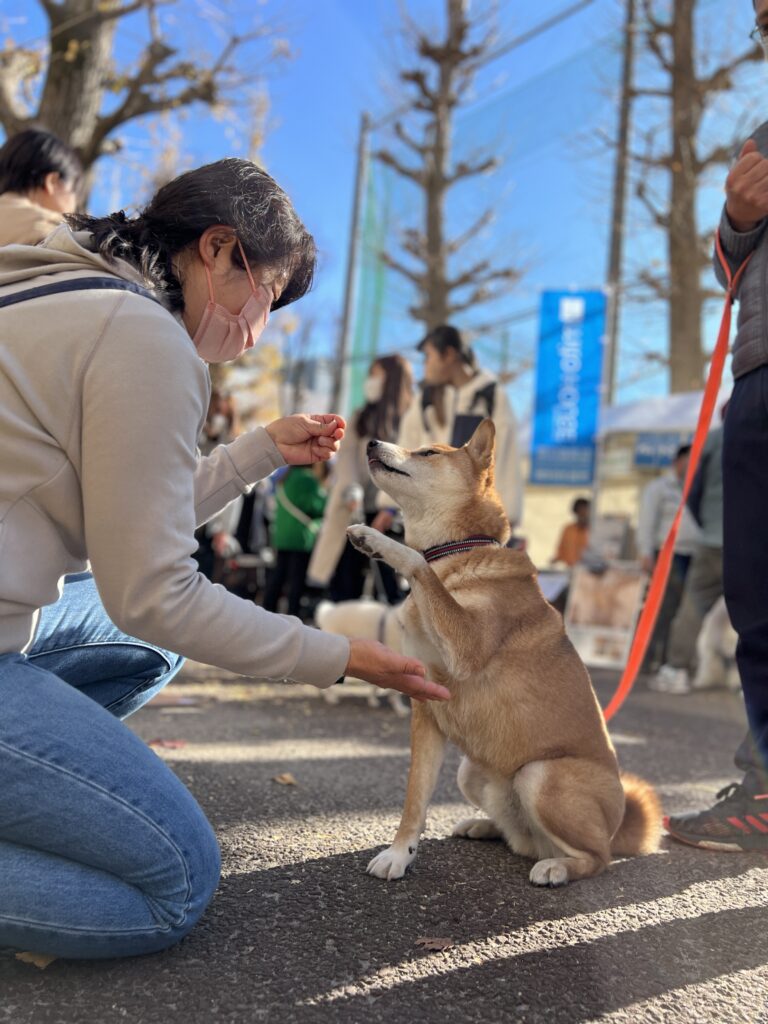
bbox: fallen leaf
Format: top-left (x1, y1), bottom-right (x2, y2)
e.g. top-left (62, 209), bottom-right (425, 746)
top-left (15, 952), bottom-right (58, 970)
top-left (415, 936), bottom-right (453, 952)
top-left (148, 738), bottom-right (187, 749)
top-left (272, 772), bottom-right (297, 786)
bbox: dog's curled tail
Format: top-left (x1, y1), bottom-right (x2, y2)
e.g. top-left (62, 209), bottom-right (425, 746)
top-left (611, 773), bottom-right (662, 856)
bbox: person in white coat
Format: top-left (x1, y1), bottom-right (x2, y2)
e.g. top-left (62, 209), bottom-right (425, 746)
top-left (372, 325), bottom-right (524, 535)
top-left (309, 354), bottom-right (413, 601)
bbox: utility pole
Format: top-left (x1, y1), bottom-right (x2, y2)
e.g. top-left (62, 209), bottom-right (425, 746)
top-left (603, 0), bottom-right (636, 406)
top-left (330, 111), bottom-right (371, 412)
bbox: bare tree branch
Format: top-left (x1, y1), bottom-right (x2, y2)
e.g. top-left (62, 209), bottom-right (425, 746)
top-left (447, 278), bottom-right (519, 315)
top-left (375, 147), bottom-right (424, 185)
top-left (381, 251), bottom-right (425, 288)
top-left (394, 119), bottom-right (427, 156)
top-left (635, 179), bottom-right (671, 230)
top-left (696, 45), bottom-right (761, 96)
top-left (400, 68), bottom-right (435, 108)
top-left (447, 154), bottom-right (498, 184)
top-left (636, 268), bottom-right (671, 301)
top-left (640, 0), bottom-right (674, 73)
top-left (446, 209), bottom-right (493, 255)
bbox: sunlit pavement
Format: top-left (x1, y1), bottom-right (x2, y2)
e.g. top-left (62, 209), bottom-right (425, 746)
top-left (3, 663), bottom-right (768, 1024)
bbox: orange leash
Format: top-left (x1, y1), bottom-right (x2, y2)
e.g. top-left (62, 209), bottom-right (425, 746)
top-left (602, 232), bottom-right (752, 723)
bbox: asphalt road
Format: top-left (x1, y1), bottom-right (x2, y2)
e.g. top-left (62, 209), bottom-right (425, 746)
top-left (3, 665), bottom-right (768, 1024)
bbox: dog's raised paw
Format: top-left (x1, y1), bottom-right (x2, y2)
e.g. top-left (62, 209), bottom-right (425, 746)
top-left (452, 817), bottom-right (502, 840)
top-left (346, 525), bottom-right (383, 560)
top-left (529, 858), bottom-right (569, 887)
top-left (366, 844), bottom-right (415, 881)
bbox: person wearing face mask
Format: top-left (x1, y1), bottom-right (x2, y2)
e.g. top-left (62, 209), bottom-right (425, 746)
top-left (0, 160), bottom-right (449, 961)
top-left (308, 354), bottom-right (414, 603)
top-left (0, 128), bottom-right (82, 246)
top-left (370, 325), bottom-right (524, 538)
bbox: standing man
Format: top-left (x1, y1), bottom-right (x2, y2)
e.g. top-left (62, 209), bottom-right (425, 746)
top-left (373, 325), bottom-right (523, 533)
top-left (666, 0), bottom-right (768, 850)
top-left (650, 422), bottom-right (725, 695)
top-left (636, 445), bottom-right (701, 672)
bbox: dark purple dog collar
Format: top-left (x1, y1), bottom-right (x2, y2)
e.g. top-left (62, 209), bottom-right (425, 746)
top-left (422, 535), bottom-right (500, 563)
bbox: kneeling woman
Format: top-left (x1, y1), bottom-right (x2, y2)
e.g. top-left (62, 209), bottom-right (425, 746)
top-left (0, 158), bottom-right (449, 960)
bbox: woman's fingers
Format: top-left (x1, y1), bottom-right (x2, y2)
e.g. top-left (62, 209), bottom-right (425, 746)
top-left (395, 674), bottom-right (451, 701)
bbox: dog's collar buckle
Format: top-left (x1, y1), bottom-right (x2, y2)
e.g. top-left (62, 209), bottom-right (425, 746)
top-left (422, 535), bottom-right (501, 563)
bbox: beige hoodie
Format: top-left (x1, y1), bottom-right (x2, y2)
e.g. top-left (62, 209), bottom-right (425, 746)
top-left (0, 226), bottom-right (349, 686)
top-left (0, 192), bottom-right (64, 246)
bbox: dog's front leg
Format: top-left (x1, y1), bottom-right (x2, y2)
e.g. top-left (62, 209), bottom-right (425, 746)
top-left (347, 524), bottom-right (425, 578)
top-left (348, 525), bottom-right (486, 679)
top-left (367, 704), bottom-right (447, 881)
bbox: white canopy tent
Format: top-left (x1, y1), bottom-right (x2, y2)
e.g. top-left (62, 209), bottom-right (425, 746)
top-left (596, 385), bottom-right (733, 438)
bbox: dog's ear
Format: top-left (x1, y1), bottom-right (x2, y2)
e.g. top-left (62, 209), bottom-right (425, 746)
top-left (466, 418), bottom-right (496, 468)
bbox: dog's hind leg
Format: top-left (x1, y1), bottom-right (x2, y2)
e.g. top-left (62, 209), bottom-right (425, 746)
top-left (453, 758), bottom-right (541, 856)
top-left (453, 757), bottom-right (503, 840)
top-left (514, 759), bottom-right (623, 887)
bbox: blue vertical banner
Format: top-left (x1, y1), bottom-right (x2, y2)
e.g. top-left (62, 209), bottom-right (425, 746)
top-left (530, 290), bottom-right (605, 485)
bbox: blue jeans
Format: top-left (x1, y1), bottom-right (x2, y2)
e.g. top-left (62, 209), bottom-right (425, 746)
top-left (0, 574), bottom-right (221, 959)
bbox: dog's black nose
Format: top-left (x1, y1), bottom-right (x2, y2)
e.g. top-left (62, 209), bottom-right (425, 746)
top-left (367, 439), bottom-right (380, 452)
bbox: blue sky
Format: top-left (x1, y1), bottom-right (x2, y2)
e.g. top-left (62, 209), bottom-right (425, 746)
top-left (2, 0), bottom-right (765, 420)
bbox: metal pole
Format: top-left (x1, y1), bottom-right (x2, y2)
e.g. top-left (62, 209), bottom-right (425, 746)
top-left (594, 0), bottom-right (636, 520)
top-left (603, 0), bottom-right (636, 407)
top-left (330, 111), bottom-right (371, 413)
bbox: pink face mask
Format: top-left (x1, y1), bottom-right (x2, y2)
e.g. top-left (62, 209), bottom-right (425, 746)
top-left (192, 239), bottom-right (272, 363)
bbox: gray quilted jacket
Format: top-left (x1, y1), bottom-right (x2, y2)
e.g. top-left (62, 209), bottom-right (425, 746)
top-left (714, 121), bottom-right (768, 380)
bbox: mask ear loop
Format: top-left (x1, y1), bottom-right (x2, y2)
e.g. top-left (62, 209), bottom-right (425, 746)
top-left (203, 261), bottom-right (216, 303)
top-left (236, 238), bottom-right (263, 297)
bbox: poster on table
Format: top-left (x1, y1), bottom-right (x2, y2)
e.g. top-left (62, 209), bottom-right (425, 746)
top-left (530, 290), bottom-right (605, 486)
top-left (564, 565), bottom-right (647, 670)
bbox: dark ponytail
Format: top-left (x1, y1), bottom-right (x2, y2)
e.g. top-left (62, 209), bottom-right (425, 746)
top-left (67, 158), bottom-right (316, 312)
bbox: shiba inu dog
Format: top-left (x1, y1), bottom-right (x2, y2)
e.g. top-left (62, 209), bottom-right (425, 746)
top-left (347, 419), bottom-right (660, 886)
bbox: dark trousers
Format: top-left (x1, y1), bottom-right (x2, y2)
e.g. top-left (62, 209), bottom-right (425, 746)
top-left (263, 549), bottom-right (312, 618)
top-left (645, 552), bottom-right (691, 670)
top-left (723, 366), bottom-right (768, 785)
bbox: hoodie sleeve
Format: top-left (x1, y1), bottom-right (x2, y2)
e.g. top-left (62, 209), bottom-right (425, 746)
top-left (79, 294), bottom-right (349, 687)
top-left (194, 428), bottom-right (286, 526)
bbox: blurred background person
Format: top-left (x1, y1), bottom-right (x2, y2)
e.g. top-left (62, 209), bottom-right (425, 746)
top-left (309, 354), bottom-right (413, 603)
top-left (373, 325), bottom-right (523, 537)
top-left (263, 462), bottom-right (328, 620)
top-left (199, 389), bottom-right (240, 456)
top-left (650, 416), bottom-right (726, 695)
top-left (0, 128), bottom-right (81, 245)
top-left (552, 497), bottom-right (591, 567)
top-left (195, 389), bottom-right (243, 572)
top-left (637, 444), bottom-right (701, 673)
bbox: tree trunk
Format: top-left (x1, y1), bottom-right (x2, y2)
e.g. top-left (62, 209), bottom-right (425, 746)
top-left (667, 0), bottom-right (705, 392)
top-left (38, 2), bottom-right (115, 159)
top-left (422, 0), bottom-right (466, 330)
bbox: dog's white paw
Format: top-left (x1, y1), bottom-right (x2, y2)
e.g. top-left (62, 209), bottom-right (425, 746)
top-left (529, 858), bottom-right (569, 887)
top-left (346, 524), bottom-right (386, 560)
top-left (367, 844), bottom-right (416, 881)
top-left (452, 817), bottom-right (502, 840)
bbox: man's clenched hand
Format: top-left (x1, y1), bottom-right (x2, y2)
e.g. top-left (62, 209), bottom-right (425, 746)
top-left (726, 139), bottom-right (768, 232)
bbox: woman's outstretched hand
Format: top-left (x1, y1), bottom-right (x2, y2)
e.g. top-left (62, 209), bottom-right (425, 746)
top-left (265, 413), bottom-right (346, 464)
top-left (345, 638), bottom-right (451, 703)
